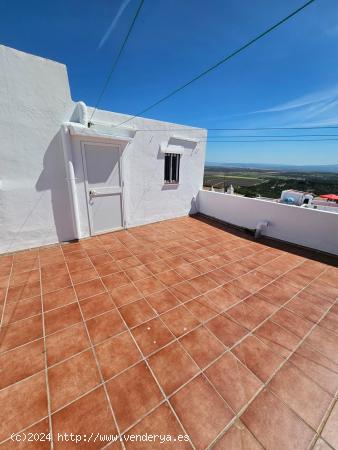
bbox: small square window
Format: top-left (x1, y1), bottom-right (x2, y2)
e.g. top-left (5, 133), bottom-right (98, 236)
top-left (164, 153), bottom-right (180, 184)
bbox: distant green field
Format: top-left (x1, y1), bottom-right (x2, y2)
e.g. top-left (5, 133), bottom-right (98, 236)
top-left (203, 167), bottom-right (338, 197)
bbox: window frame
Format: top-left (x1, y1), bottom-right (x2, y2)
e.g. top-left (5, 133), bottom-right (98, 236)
top-left (164, 153), bottom-right (180, 184)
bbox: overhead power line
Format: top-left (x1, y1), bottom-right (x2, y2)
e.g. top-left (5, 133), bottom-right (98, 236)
top-left (113, 0), bottom-right (316, 128)
top-left (205, 138), bottom-right (338, 143)
top-left (126, 126), bottom-right (338, 131)
top-left (90, 0), bottom-right (145, 123)
top-left (207, 134), bottom-right (338, 138)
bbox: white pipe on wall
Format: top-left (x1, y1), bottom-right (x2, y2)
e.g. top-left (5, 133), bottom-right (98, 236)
top-left (61, 124), bottom-right (81, 239)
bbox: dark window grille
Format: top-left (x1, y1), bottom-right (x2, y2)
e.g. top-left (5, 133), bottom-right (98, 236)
top-left (164, 153), bottom-right (180, 184)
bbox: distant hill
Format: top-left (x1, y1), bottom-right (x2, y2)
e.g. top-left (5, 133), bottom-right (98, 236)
top-left (205, 162), bottom-right (338, 173)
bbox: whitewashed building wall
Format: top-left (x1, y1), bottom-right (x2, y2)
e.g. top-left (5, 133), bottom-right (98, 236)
top-left (0, 45), bottom-right (206, 254)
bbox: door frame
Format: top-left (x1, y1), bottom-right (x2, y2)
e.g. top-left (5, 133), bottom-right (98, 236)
top-left (80, 140), bottom-right (126, 236)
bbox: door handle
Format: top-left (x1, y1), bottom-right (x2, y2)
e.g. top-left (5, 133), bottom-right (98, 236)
top-left (89, 190), bottom-right (96, 197)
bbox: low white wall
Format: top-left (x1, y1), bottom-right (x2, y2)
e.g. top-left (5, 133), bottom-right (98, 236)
top-left (198, 190), bottom-right (338, 255)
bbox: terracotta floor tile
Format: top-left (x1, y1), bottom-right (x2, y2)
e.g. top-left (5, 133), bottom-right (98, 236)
top-left (303, 281), bottom-right (338, 303)
top-left (95, 260), bottom-right (121, 277)
top-left (43, 286), bottom-right (76, 312)
top-left (222, 279), bottom-right (251, 300)
top-left (167, 255), bottom-right (193, 269)
top-left (96, 331), bottom-right (141, 380)
top-left (188, 274), bottom-right (218, 294)
top-left (254, 320), bottom-right (301, 358)
top-left (312, 438), bottom-right (332, 450)
top-left (225, 300), bottom-right (267, 331)
top-left (110, 283), bottom-right (142, 308)
top-left (106, 362), bottom-right (163, 432)
top-left (206, 268), bottom-right (231, 285)
top-left (170, 375), bottom-right (234, 450)
top-left (321, 401), bottom-right (338, 449)
top-left (172, 263), bottom-right (201, 281)
top-left (184, 295), bottom-right (218, 321)
top-left (286, 295), bottom-right (325, 323)
top-left (319, 308), bottom-right (338, 333)
top-left (156, 269), bottom-right (184, 287)
top-left (289, 342), bottom-right (338, 396)
top-left (191, 259), bottom-right (216, 275)
top-left (180, 326), bottom-right (225, 369)
top-left (144, 260), bottom-right (170, 276)
top-left (2, 295), bottom-right (41, 325)
top-left (40, 263), bottom-right (68, 281)
top-left (213, 421), bottom-right (263, 450)
top-left (0, 372), bottom-right (48, 442)
top-left (44, 302), bottom-right (82, 335)
top-left (110, 249), bottom-right (133, 261)
top-left (271, 308), bottom-right (313, 339)
top-left (269, 362), bottom-right (332, 430)
top-left (12, 259), bottom-right (39, 274)
top-left (297, 290), bottom-right (333, 311)
top-left (2, 418), bottom-right (50, 449)
top-left (169, 281), bottom-right (200, 302)
top-left (241, 389), bottom-right (315, 450)
top-left (90, 253), bottom-right (114, 266)
top-left (205, 352), bottom-right (263, 413)
top-left (125, 264), bottom-right (152, 281)
top-left (46, 322), bottom-right (90, 366)
top-left (124, 402), bottom-right (191, 449)
top-left (232, 336), bottom-right (284, 382)
top-left (52, 387), bottom-right (117, 450)
top-left (0, 276), bottom-right (9, 289)
top-left (132, 317), bottom-right (174, 356)
top-left (119, 298), bottom-right (156, 328)
top-left (148, 342), bottom-right (199, 395)
top-left (146, 289), bottom-right (180, 314)
top-left (206, 315), bottom-right (247, 347)
top-left (238, 271), bottom-right (273, 293)
top-left (206, 285), bottom-right (239, 312)
top-left (137, 252), bottom-right (159, 265)
top-left (79, 292), bottom-right (115, 320)
top-left (0, 338), bottom-right (44, 390)
top-left (86, 309), bottom-right (126, 344)
top-left (0, 314), bottom-right (43, 352)
top-left (305, 325), bottom-right (338, 364)
top-left (67, 257), bottom-right (93, 273)
top-left (161, 305), bottom-right (200, 337)
top-left (101, 271), bottom-right (130, 291)
top-left (48, 349), bottom-right (101, 411)
top-left (134, 276), bottom-right (165, 296)
top-left (70, 267), bottom-right (99, 285)
top-left (64, 250), bottom-right (88, 263)
top-left (118, 255), bottom-right (142, 270)
top-left (42, 274), bottom-right (71, 295)
top-left (9, 269), bottom-right (40, 287)
top-left (6, 280), bottom-right (41, 302)
top-left (74, 278), bottom-right (106, 300)
top-left (258, 280), bottom-right (300, 306)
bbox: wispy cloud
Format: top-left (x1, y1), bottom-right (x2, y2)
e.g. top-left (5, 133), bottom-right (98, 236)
top-left (252, 85), bottom-right (338, 115)
top-left (98, 0), bottom-right (133, 49)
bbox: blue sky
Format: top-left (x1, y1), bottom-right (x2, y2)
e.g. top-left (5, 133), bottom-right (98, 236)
top-left (1, 0), bottom-right (338, 164)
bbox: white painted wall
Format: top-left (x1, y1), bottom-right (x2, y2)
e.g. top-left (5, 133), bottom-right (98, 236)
top-left (84, 108), bottom-right (206, 230)
top-left (198, 190), bottom-right (338, 255)
top-left (0, 45), bottom-right (206, 254)
top-left (0, 45), bottom-right (75, 254)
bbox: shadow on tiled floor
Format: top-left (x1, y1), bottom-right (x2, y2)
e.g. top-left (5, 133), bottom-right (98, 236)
top-left (0, 215), bottom-right (337, 449)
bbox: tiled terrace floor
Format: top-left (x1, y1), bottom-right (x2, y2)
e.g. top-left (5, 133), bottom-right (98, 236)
top-left (0, 215), bottom-right (338, 450)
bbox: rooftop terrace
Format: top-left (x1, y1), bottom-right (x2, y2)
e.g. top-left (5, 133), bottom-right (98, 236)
top-left (0, 215), bottom-right (337, 449)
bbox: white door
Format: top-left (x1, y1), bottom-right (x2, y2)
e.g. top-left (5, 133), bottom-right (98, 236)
top-left (82, 142), bottom-right (124, 235)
